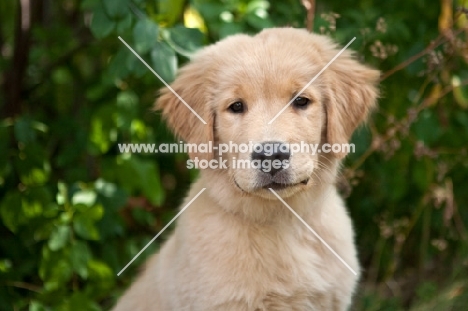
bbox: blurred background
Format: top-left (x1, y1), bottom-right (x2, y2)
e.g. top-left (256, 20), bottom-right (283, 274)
top-left (1, 0), bottom-right (468, 310)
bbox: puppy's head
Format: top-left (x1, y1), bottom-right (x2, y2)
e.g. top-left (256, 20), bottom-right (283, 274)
top-left (157, 28), bottom-right (379, 199)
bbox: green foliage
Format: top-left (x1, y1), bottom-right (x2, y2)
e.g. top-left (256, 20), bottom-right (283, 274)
top-left (1, 0), bottom-right (468, 310)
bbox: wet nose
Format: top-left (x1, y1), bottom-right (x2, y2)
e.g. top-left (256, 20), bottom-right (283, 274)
top-left (251, 141), bottom-right (290, 176)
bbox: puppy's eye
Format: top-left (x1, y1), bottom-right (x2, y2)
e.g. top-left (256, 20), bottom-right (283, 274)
top-left (293, 96), bottom-right (311, 109)
top-left (228, 101), bottom-right (245, 113)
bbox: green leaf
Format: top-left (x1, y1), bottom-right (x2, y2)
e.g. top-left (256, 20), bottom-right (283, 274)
top-left (61, 292), bottom-right (102, 311)
top-left (52, 67), bottom-right (73, 85)
top-left (21, 167), bottom-right (50, 186)
top-left (73, 205), bottom-right (103, 240)
top-left (102, 0), bottom-right (129, 19)
top-left (130, 119), bottom-right (149, 141)
top-left (0, 191), bottom-right (24, 232)
top-left (88, 104), bottom-right (117, 155)
top-left (102, 156), bottom-right (164, 205)
top-left (24, 186), bottom-right (52, 218)
top-left (71, 241), bottom-right (91, 279)
top-left (122, 156), bottom-right (164, 205)
top-left (116, 11), bottom-right (133, 33)
top-left (72, 190), bottom-right (97, 207)
top-left (39, 246), bottom-right (73, 287)
top-left (245, 0), bottom-right (270, 13)
top-left (15, 143), bottom-right (51, 186)
top-left (86, 259), bottom-right (115, 297)
top-left (56, 182), bottom-right (68, 205)
top-left (125, 53), bottom-right (148, 77)
top-left (131, 208), bottom-right (155, 226)
top-left (29, 301), bottom-right (48, 311)
top-left (14, 116), bottom-right (36, 143)
top-left (81, 0), bottom-right (100, 10)
top-left (413, 110), bottom-right (441, 145)
top-left (107, 48), bottom-right (131, 80)
top-left (90, 6), bottom-right (115, 39)
top-left (158, 0), bottom-right (185, 26)
top-left (48, 225), bottom-right (71, 251)
top-left (95, 180), bottom-right (127, 239)
top-left (218, 23), bottom-right (244, 39)
top-left (245, 10), bottom-right (274, 29)
top-left (162, 27), bottom-right (204, 57)
top-left (412, 158), bottom-right (434, 191)
top-left (88, 260), bottom-right (113, 281)
top-left (87, 204), bottom-right (104, 220)
top-left (0, 122), bottom-right (11, 183)
top-left (21, 198), bottom-right (42, 219)
top-left (195, 2), bottom-right (225, 21)
top-left (131, 159), bottom-right (164, 205)
top-left (73, 216), bottom-right (100, 240)
top-left (133, 18), bottom-right (159, 54)
top-left (150, 41), bottom-right (177, 82)
top-left (116, 91), bottom-right (138, 115)
top-left (95, 179), bottom-right (127, 211)
top-left (0, 259), bottom-right (12, 273)
top-left (89, 118), bottom-right (111, 154)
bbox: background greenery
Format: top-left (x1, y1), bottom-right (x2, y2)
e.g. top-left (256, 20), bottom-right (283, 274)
top-left (1, 0), bottom-right (468, 310)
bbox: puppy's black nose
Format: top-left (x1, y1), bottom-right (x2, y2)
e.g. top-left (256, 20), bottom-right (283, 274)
top-left (251, 141), bottom-right (290, 176)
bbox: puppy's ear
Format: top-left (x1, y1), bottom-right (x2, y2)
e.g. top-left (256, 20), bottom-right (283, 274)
top-left (155, 59), bottom-right (214, 160)
top-left (324, 51), bottom-right (380, 158)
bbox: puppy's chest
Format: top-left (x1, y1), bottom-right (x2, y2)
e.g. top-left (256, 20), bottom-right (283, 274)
top-left (234, 229), bottom-right (335, 306)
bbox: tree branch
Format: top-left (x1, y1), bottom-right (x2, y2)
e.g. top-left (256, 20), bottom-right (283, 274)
top-left (380, 27), bottom-right (466, 82)
top-left (301, 0), bottom-right (316, 32)
top-left (2, 0), bottom-right (33, 117)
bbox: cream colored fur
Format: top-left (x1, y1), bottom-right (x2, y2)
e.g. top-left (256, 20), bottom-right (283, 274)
top-left (112, 28), bottom-right (379, 311)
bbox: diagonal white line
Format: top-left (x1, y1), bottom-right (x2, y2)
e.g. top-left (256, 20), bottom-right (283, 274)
top-left (268, 37), bottom-right (356, 124)
top-left (118, 36), bottom-right (207, 125)
top-left (269, 188), bottom-right (357, 275)
top-left (117, 188), bottom-right (206, 276)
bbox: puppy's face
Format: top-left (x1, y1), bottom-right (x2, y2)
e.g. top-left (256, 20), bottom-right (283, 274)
top-left (213, 52), bottom-right (325, 198)
top-left (157, 28), bottom-right (379, 199)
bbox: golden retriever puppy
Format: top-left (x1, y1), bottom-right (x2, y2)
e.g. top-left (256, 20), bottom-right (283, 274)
top-left (113, 28), bottom-right (379, 310)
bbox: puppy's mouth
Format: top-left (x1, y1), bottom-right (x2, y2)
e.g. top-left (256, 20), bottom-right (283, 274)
top-left (262, 179), bottom-right (309, 191)
top-left (234, 178), bottom-right (309, 193)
